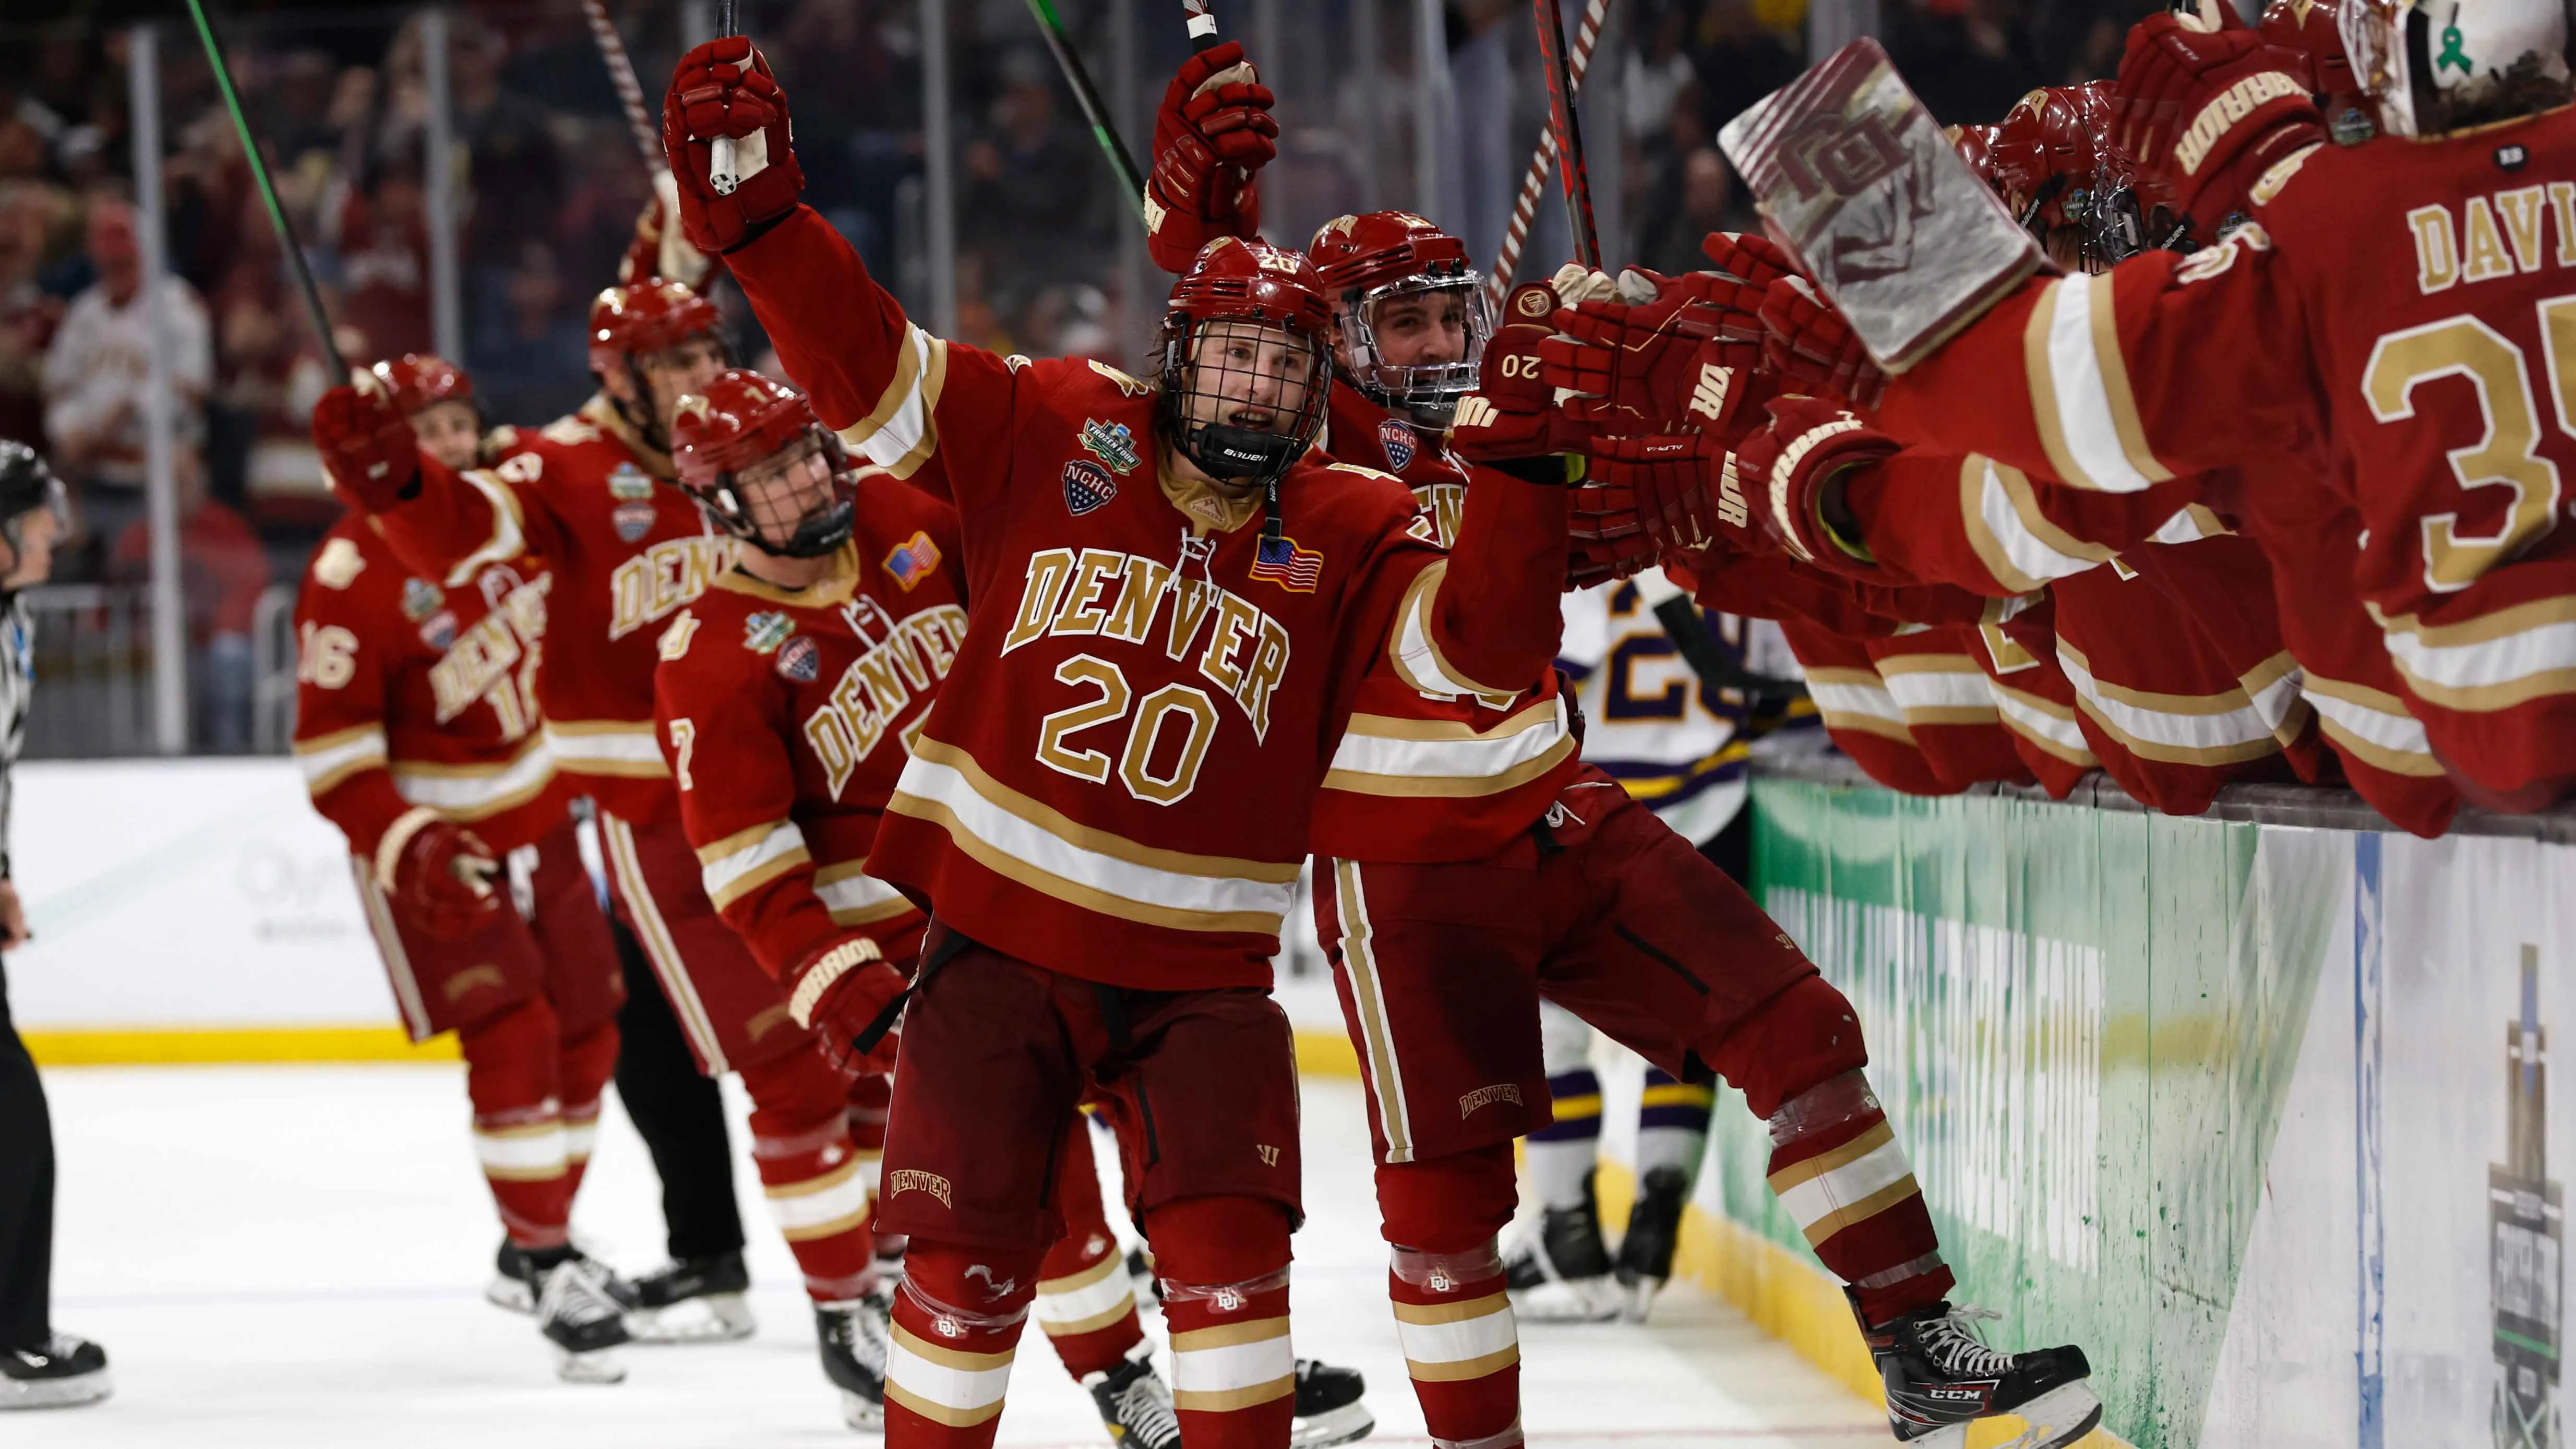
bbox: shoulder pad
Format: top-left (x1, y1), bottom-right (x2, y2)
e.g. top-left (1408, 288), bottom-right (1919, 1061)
top-left (311, 536), bottom-right (367, 590)
top-left (1323, 462), bottom-right (1405, 485)
top-left (1086, 359), bottom-right (1154, 397)
top-left (657, 609), bottom-right (700, 661)
top-left (540, 415), bottom-right (601, 446)
top-left (479, 424), bottom-right (520, 459)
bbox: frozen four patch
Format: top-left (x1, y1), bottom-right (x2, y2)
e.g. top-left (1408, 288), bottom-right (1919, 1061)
top-left (400, 577), bottom-right (442, 621)
top-left (606, 463), bottom-right (655, 501)
top-left (1062, 460), bottom-right (1117, 517)
top-left (743, 611), bottom-right (793, 655)
top-left (1081, 418), bottom-right (1142, 474)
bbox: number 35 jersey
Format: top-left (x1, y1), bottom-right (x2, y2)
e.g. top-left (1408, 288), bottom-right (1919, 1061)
top-left (1879, 114), bottom-right (2576, 810)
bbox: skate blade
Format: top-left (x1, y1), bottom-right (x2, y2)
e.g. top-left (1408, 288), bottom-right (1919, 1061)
top-left (1509, 1277), bottom-right (1625, 1323)
top-left (553, 1346), bottom-right (627, 1385)
top-left (0, 1371), bottom-right (113, 1410)
top-left (1289, 1400), bottom-right (1375, 1449)
top-left (1991, 1383), bottom-right (2103, 1449)
top-left (1621, 1276), bottom-right (1667, 1324)
top-left (485, 1275), bottom-right (536, 1316)
top-left (840, 1388), bottom-right (886, 1431)
top-left (626, 1292), bottom-right (757, 1344)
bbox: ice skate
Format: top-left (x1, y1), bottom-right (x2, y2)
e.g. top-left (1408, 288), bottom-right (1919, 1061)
top-left (624, 1251), bottom-right (757, 1343)
top-left (1124, 1243), bottom-right (1158, 1309)
top-left (487, 1238), bottom-right (636, 1317)
top-left (817, 1288), bottom-right (892, 1429)
top-left (535, 1255), bottom-right (632, 1384)
top-left (1501, 1170), bottom-right (1623, 1322)
top-left (1084, 1349), bottom-right (1183, 1449)
top-left (1854, 1295), bottom-right (2100, 1448)
top-left (1289, 1357), bottom-right (1374, 1448)
top-left (1613, 1165), bottom-right (1690, 1322)
top-left (0, 1333), bottom-right (111, 1410)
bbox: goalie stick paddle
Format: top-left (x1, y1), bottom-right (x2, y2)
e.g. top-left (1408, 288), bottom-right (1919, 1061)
top-left (580, 0), bottom-right (666, 173)
top-left (1023, 0), bottom-right (1149, 219)
top-left (1488, 0), bottom-right (1609, 306)
top-left (709, 0), bottom-right (741, 195)
top-left (182, 0), bottom-right (346, 380)
top-left (1532, 0), bottom-right (1601, 270)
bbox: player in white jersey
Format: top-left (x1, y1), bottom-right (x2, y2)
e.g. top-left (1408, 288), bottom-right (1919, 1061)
top-left (1506, 569), bottom-right (1811, 1321)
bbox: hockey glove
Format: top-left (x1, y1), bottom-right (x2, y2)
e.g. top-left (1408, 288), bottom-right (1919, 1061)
top-left (786, 937), bottom-right (908, 1076)
top-left (1145, 42), bottom-right (1277, 273)
top-left (2112, 9), bottom-right (2319, 229)
top-left (1572, 434), bottom-right (1736, 559)
top-left (664, 38), bottom-right (807, 254)
top-left (1733, 396), bottom-right (1900, 567)
top-left (1566, 533), bottom-right (1657, 590)
top-left (1542, 269), bottom-right (1748, 436)
top-left (376, 809), bottom-right (500, 941)
top-left (1448, 272), bottom-right (1608, 465)
top-left (313, 370), bottom-right (421, 513)
top-left (1698, 232), bottom-right (1802, 371)
top-left (1758, 277), bottom-right (1886, 411)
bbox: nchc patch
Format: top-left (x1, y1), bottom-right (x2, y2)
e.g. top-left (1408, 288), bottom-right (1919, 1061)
top-left (417, 610), bottom-right (458, 651)
top-left (742, 610), bottom-right (793, 655)
top-left (612, 500), bottom-right (657, 543)
top-left (1062, 459), bottom-right (1118, 517)
top-left (1377, 417), bottom-right (1417, 473)
top-left (774, 634), bottom-right (821, 683)
top-left (882, 530), bottom-right (943, 592)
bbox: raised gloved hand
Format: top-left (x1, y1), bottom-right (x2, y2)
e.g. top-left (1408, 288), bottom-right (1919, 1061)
top-left (1144, 42), bottom-right (1277, 273)
top-left (1758, 276), bottom-right (1886, 410)
top-left (785, 937), bottom-right (909, 1075)
top-left (1541, 268), bottom-right (1745, 436)
top-left (621, 168), bottom-right (716, 289)
top-left (1732, 395), bottom-right (1900, 566)
top-left (663, 38), bottom-right (806, 254)
top-left (376, 809), bottom-right (500, 940)
top-left (1697, 232), bottom-right (1802, 372)
top-left (2112, 7), bottom-right (2318, 227)
top-left (313, 369), bottom-right (421, 512)
top-left (1446, 273), bottom-right (1603, 465)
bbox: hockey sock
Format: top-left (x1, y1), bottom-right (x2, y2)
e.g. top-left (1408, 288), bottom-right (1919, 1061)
top-left (1034, 1118), bottom-right (1143, 1380)
top-left (1766, 1070), bottom-right (1950, 1326)
top-left (1525, 1068), bottom-right (1602, 1213)
top-left (1633, 1068), bottom-right (1714, 1184)
top-left (457, 996), bottom-right (571, 1251)
top-left (1379, 1144), bottom-right (1521, 1449)
top-left (1146, 1195), bottom-right (1297, 1449)
top-left (739, 1049), bottom-right (879, 1302)
top-left (557, 1018), bottom-right (618, 1204)
top-left (887, 1240), bottom-right (1040, 1449)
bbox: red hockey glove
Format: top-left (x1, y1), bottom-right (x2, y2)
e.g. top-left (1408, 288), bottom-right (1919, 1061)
top-left (376, 809), bottom-right (500, 941)
top-left (1542, 269), bottom-right (1746, 436)
top-left (313, 370), bottom-right (421, 512)
top-left (1698, 232), bottom-right (1802, 371)
top-left (1733, 396), bottom-right (1900, 567)
top-left (664, 38), bottom-right (807, 255)
top-left (1758, 277), bottom-right (1886, 411)
top-left (1573, 434), bottom-right (1733, 560)
top-left (785, 937), bottom-right (908, 1075)
top-left (1448, 278), bottom-right (1600, 464)
top-left (2112, 10), bottom-right (2319, 228)
top-left (1566, 533), bottom-right (1658, 590)
top-left (1144, 42), bottom-right (1276, 273)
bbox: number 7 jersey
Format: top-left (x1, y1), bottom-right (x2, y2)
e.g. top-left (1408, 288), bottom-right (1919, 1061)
top-left (1878, 115), bottom-right (2576, 810)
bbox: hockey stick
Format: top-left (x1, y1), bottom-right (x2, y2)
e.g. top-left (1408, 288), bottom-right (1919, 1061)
top-left (1486, 0), bottom-right (1610, 306)
top-left (1532, 0), bottom-right (1601, 270)
top-left (1182, 0), bottom-right (1221, 52)
top-left (1023, 0), bottom-right (1148, 220)
top-left (182, 0), bottom-right (346, 380)
top-left (580, 0), bottom-right (666, 174)
top-left (709, 0), bottom-right (741, 195)
top-left (1651, 595), bottom-right (1808, 701)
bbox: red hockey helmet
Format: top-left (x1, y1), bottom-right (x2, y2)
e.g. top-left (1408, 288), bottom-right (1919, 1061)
top-left (1988, 83), bottom-right (2153, 272)
top-left (588, 280), bottom-right (724, 375)
top-left (372, 353), bottom-right (473, 415)
top-left (1154, 237), bottom-right (1334, 490)
top-left (1306, 211), bottom-right (1493, 425)
top-left (2263, 0), bottom-right (2379, 144)
top-left (671, 369), bottom-right (857, 559)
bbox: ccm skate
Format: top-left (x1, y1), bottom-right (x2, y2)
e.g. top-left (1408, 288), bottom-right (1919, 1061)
top-left (1855, 1294), bottom-right (2100, 1449)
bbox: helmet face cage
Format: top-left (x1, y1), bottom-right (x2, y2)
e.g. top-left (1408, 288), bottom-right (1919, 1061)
top-left (1338, 274), bottom-right (1494, 425)
top-left (1155, 314), bottom-right (1332, 486)
top-left (690, 425), bottom-right (859, 560)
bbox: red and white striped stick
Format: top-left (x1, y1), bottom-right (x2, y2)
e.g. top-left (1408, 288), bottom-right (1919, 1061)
top-left (1485, 0), bottom-right (1611, 306)
top-left (579, 0), bottom-right (666, 174)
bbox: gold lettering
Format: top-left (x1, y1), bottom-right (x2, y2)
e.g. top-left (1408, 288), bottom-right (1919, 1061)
top-left (833, 664), bottom-right (888, 762)
top-left (805, 708), bottom-right (860, 799)
top-left (1100, 556), bottom-right (1174, 644)
top-left (2553, 182), bottom-right (2576, 268)
top-left (1164, 576), bottom-right (1217, 660)
top-left (1049, 548), bottom-right (1123, 636)
top-left (1232, 616), bottom-right (1292, 743)
top-left (2410, 203), bottom-right (2461, 294)
top-left (1197, 594), bottom-right (1258, 697)
top-left (2498, 186), bottom-right (2550, 272)
top-left (1005, 548), bottom-right (1077, 654)
top-left (2463, 196), bottom-right (2515, 283)
top-left (854, 650), bottom-right (914, 725)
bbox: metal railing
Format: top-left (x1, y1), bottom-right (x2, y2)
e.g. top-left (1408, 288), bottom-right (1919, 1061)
top-left (20, 584), bottom-right (158, 759)
top-left (250, 582), bottom-right (300, 756)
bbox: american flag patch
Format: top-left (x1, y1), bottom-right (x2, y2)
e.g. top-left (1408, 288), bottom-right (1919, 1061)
top-left (1248, 533), bottom-right (1324, 593)
top-left (882, 531), bottom-right (942, 591)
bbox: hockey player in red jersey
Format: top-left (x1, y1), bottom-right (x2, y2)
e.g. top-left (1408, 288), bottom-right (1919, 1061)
top-left (1136, 44), bottom-right (2100, 1449)
top-left (1822, 2), bottom-right (2576, 813)
top-left (309, 289), bottom-right (900, 1429)
top-left (663, 35), bottom-right (1581, 1449)
top-left (292, 353), bottom-right (632, 1382)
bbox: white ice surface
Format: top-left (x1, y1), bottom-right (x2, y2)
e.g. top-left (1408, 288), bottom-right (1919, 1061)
top-left (15, 1065), bottom-right (1885, 1447)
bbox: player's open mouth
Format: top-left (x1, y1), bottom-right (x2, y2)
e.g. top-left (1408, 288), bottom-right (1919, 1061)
top-left (1230, 408), bottom-right (1277, 429)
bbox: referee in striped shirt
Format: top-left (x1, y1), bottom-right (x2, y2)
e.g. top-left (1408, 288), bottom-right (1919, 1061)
top-left (0, 440), bottom-right (104, 1410)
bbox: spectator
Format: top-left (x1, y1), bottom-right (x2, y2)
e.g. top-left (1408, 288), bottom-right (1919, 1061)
top-left (466, 241), bottom-right (588, 427)
top-left (1887, 0), bottom-right (2048, 126)
top-left (1634, 146), bottom-right (1745, 276)
top-left (0, 183), bottom-right (69, 450)
top-left (41, 198), bottom-right (213, 578)
top-left (331, 153), bottom-right (433, 364)
top-left (959, 48), bottom-right (1112, 309)
top-left (1691, 0), bottom-right (1804, 143)
top-left (106, 447), bottom-right (270, 752)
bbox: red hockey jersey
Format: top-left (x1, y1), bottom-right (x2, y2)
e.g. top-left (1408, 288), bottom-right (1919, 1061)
top-left (727, 206), bottom-right (1567, 989)
top-left (651, 490), bottom-right (966, 979)
top-left (373, 397), bottom-right (733, 824)
top-left (1878, 118), bottom-right (2576, 809)
top-left (292, 513), bottom-right (561, 862)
